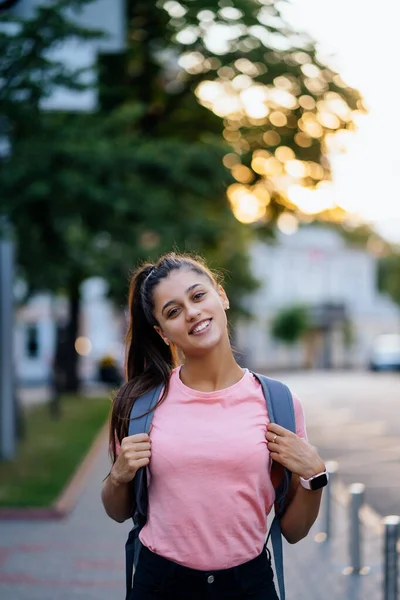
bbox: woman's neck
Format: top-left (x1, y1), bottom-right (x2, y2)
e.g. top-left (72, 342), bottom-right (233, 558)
top-left (179, 343), bottom-right (244, 392)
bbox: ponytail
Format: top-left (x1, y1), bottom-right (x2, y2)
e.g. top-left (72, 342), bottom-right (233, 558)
top-left (109, 264), bottom-right (178, 462)
top-left (125, 264), bottom-right (175, 383)
top-left (109, 253), bottom-right (218, 462)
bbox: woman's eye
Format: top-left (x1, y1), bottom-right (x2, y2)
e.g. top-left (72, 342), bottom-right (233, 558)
top-left (168, 308), bottom-right (179, 318)
top-left (193, 292), bottom-right (205, 301)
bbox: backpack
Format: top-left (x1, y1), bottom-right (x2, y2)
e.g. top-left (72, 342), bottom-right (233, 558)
top-left (125, 373), bottom-right (295, 600)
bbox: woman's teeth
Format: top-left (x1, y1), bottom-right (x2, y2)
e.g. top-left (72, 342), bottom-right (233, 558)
top-left (192, 320), bottom-right (210, 334)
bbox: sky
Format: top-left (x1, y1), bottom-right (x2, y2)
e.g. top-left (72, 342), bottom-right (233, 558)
top-left (281, 0), bottom-right (400, 242)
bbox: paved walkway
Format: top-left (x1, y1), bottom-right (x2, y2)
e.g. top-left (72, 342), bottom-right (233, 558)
top-left (0, 443), bottom-right (391, 600)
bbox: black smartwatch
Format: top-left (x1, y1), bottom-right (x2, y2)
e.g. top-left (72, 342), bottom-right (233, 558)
top-left (299, 470), bottom-right (329, 491)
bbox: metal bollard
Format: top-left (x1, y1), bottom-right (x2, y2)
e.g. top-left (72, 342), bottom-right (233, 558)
top-left (314, 460), bottom-right (339, 543)
top-left (343, 483), bottom-right (369, 575)
top-left (383, 515), bottom-right (400, 600)
top-left (324, 461), bottom-right (339, 539)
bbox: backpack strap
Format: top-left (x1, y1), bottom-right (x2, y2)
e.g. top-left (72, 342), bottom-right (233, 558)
top-left (128, 384), bottom-right (163, 516)
top-left (252, 373), bottom-right (296, 600)
top-left (125, 384), bottom-right (163, 597)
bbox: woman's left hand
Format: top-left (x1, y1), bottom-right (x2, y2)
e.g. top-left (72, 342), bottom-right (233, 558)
top-left (266, 423), bottom-right (325, 479)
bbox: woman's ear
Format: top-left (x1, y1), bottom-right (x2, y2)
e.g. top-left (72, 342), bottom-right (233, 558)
top-left (218, 285), bottom-right (230, 310)
top-left (154, 325), bottom-right (170, 346)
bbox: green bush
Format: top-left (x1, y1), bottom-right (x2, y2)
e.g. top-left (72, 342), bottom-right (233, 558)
top-left (271, 305), bottom-right (310, 345)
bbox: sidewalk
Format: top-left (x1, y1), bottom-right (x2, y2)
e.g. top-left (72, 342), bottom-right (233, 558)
top-left (0, 443), bottom-right (388, 600)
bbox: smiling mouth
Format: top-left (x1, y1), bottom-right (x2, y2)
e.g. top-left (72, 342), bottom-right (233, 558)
top-left (190, 319), bottom-right (212, 335)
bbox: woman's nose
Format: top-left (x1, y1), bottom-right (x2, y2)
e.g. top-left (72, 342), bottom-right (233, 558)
top-left (186, 305), bottom-right (200, 320)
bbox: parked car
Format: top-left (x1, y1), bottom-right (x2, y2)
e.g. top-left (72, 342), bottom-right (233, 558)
top-left (369, 334), bottom-right (400, 371)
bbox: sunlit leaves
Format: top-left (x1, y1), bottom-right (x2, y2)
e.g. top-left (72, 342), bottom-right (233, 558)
top-left (151, 0), bottom-right (362, 224)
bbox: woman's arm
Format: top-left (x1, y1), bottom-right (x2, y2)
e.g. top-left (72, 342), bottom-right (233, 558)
top-left (101, 473), bottom-right (134, 523)
top-left (101, 432), bottom-right (151, 523)
top-left (267, 424), bottom-right (326, 544)
top-left (279, 475), bottom-right (323, 543)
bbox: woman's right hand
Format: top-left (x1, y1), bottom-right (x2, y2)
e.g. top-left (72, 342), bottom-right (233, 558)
top-left (110, 433), bottom-right (151, 486)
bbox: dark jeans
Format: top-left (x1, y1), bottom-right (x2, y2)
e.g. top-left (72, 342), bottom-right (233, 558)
top-left (130, 545), bottom-right (279, 600)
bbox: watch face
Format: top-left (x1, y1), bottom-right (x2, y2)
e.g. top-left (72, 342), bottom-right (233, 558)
top-left (310, 473), bottom-right (328, 491)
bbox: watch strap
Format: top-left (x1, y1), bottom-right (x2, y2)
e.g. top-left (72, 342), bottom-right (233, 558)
top-left (299, 470), bottom-right (329, 490)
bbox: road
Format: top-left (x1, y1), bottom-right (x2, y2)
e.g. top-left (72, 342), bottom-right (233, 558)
top-left (267, 370), bottom-right (400, 518)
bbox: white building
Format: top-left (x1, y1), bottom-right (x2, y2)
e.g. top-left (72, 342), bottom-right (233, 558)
top-left (15, 279), bottom-right (125, 385)
top-left (236, 226), bottom-right (399, 370)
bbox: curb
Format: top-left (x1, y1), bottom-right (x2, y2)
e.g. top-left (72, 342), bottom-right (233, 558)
top-left (0, 423), bottom-right (108, 521)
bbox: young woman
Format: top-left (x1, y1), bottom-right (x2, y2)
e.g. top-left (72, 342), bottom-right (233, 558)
top-left (102, 253), bottom-right (327, 600)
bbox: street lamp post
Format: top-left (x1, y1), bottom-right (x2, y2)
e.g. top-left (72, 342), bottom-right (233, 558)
top-left (0, 218), bottom-right (16, 460)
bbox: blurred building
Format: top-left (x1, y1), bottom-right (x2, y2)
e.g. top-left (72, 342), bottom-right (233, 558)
top-left (5, 0), bottom-right (125, 110)
top-left (15, 278), bottom-right (125, 385)
top-left (236, 226), bottom-right (399, 371)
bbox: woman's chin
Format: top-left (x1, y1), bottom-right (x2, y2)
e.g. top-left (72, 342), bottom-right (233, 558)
top-left (182, 332), bottom-right (224, 356)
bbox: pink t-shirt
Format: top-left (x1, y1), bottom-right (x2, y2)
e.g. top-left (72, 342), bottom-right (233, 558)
top-left (138, 367), bottom-right (307, 570)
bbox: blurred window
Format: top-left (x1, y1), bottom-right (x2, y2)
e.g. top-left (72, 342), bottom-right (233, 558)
top-left (26, 324), bottom-right (39, 358)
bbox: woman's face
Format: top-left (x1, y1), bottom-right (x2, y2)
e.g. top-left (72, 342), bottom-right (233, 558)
top-left (152, 268), bottom-right (229, 356)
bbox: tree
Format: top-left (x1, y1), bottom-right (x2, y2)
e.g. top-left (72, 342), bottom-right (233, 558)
top-left (1, 0), bottom-right (363, 394)
top-left (98, 0), bottom-right (362, 226)
top-left (0, 2), bottom-right (258, 394)
top-left (271, 304), bottom-right (321, 369)
top-left (1, 105), bottom-right (258, 392)
top-left (378, 253), bottom-right (400, 309)
top-left (0, 0), bottom-right (103, 137)
top-left (271, 304), bottom-right (310, 345)
top-left (1, 1), bottom-right (105, 398)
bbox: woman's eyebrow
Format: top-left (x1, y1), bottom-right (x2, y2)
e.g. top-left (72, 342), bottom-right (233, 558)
top-left (161, 283), bottom-right (202, 315)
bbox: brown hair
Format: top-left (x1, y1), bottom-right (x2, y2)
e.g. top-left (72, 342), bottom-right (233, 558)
top-left (109, 252), bottom-right (219, 462)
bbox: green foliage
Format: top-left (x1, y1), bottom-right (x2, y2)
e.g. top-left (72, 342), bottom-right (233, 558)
top-left (378, 254), bottom-right (400, 308)
top-left (0, 2), bottom-right (257, 316)
top-left (0, 0), bottom-right (104, 135)
top-left (342, 319), bottom-right (355, 348)
top-left (271, 304), bottom-right (310, 345)
top-left (1, 0), bottom-right (363, 307)
top-left (0, 0), bottom-right (363, 391)
top-left (0, 107), bottom-right (257, 312)
top-left (97, 0), bottom-right (363, 220)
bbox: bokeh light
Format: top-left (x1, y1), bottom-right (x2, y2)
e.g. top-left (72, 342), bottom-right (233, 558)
top-left (223, 153), bottom-right (241, 168)
top-left (263, 131), bottom-right (281, 146)
top-left (75, 337), bottom-right (92, 356)
top-left (288, 182), bottom-right (336, 215)
top-left (269, 111), bottom-right (287, 127)
top-left (285, 160), bottom-right (307, 178)
top-left (277, 213), bottom-right (299, 235)
top-left (294, 132), bottom-right (312, 147)
top-left (275, 146), bottom-right (295, 162)
top-left (184, 14), bottom-right (364, 227)
top-left (231, 164), bottom-right (254, 183)
top-left (227, 185), bottom-right (266, 224)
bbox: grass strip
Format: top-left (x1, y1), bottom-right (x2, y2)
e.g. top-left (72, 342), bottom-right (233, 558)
top-left (0, 394), bottom-right (111, 507)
